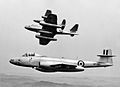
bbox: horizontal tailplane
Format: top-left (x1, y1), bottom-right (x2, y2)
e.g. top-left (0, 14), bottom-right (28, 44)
top-left (97, 49), bottom-right (115, 64)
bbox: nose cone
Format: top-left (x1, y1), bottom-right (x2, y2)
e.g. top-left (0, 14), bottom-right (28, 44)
top-left (9, 59), bottom-right (14, 64)
top-left (9, 58), bottom-right (21, 66)
top-left (24, 25), bottom-right (30, 29)
top-left (33, 20), bottom-right (40, 23)
top-left (24, 25), bottom-right (33, 32)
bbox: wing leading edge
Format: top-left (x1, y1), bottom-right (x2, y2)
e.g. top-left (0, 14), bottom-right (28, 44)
top-left (37, 14), bottom-right (58, 45)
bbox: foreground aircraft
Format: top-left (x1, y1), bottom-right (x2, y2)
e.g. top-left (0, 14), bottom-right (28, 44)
top-left (25, 10), bottom-right (79, 45)
top-left (9, 49), bottom-right (115, 72)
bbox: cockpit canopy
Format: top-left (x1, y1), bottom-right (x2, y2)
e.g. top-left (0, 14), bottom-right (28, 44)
top-left (22, 52), bottom-right (40, 57)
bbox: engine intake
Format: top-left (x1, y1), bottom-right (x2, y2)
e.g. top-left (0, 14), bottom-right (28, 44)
top-left (35, 67), bottom-right (56, 72)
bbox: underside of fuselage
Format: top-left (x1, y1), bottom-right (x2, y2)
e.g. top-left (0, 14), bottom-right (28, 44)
top-left (35, 67), bottom-right (84, 72)
top-left (84, 64), bottom-right (112, 68)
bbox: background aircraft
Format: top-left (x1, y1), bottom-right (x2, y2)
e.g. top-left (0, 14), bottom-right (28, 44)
top-left (25, 10), bottom-right (79, 45)
top-left (33, 10), bottom-right (66, 30)
top-left (9, 49), bottom-right (115, 72)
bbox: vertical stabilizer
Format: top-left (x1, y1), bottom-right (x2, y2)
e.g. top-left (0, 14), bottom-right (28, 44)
top-left (70, 24), bottom-right (79, 33)
top-left (70, 24), bottom-right (79, 37)
top-left (41, 10), bottom-right (52, 22)
top-left (61, 19), bottom-right (66, 30)
top-left (45, 10), bottom-right (52, 16)
top-left (42, 10), bottom-right (52, 19)
top-left (97, 49), bottom-right (115, 64)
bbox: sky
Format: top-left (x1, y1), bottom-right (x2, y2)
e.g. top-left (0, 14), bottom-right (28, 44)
top-left (0, 0), bottom-right (120, 78)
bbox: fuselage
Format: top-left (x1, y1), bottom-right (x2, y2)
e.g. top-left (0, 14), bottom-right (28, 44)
top-left (25, 25), bottom-right (53, 34)
top-left (38, 20), bottom-right (63, 29)
top-left (9, 56), bottom-right (112, 72)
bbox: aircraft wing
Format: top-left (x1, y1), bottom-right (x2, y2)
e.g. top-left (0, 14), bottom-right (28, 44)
top-left (49, 62), bottom-right (84, 72)
top-left (37, 14), bottom-right (58, 45)
top-left (37, 29), bottom-right (57, 45)
top-left (37, 25), bottom-right (57, 45)
top-left (37, 33), bottom-right (56, 45)
top-left (50, 63), bottom-right (77, 69)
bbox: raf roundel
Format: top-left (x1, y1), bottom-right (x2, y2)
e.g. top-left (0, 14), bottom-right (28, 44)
top-left (77, 60), bottom-right (85, 67)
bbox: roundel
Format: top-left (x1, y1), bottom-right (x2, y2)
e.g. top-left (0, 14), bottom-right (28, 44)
top-left (77, 60), bottom-right (85, 67)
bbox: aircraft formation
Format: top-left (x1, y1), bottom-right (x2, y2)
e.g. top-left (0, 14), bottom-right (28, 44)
top-left (25, 10), bottom-right (79, 45)
top-left (9, 10), bottom-right (115, 73)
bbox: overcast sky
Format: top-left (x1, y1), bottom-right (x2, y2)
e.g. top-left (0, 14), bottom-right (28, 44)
top-left (0, 0), bottom-right (120, 78)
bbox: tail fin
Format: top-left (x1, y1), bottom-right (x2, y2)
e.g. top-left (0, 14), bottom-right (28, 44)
top-left (42, 10), bottom-right (52, 19)
top-left (61, 19), bottom-right (66, 30)
top-left (70, 24), bottom-right (79, 33)
top-left (97, 49), bottom-right (115, 64)
top-left (45, 10), bottom-right (52, 16)
top-left (70, 24), bottom-right (79, 37)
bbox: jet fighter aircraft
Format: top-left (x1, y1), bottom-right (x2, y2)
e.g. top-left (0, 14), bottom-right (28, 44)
top-left (9, 49), bottom-right (115, 72)
top-left (25, 10), bottom-right (79, 45)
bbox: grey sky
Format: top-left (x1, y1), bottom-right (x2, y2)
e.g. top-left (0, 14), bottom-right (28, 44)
top-left (0, 0), bottom-right (120, 77)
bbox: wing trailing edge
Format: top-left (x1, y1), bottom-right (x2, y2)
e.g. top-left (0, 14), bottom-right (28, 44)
top-left (35, 35), bottom-right (57, 41)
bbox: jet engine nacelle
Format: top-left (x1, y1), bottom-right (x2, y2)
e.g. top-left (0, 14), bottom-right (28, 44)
top-left (35, 67), bottom-right (56, 72)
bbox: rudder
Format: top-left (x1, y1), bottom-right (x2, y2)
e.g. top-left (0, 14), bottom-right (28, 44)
top-left (61, 19), bottom-right (66, 30)
top-left (70, 24), bottom-right (79, 33)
